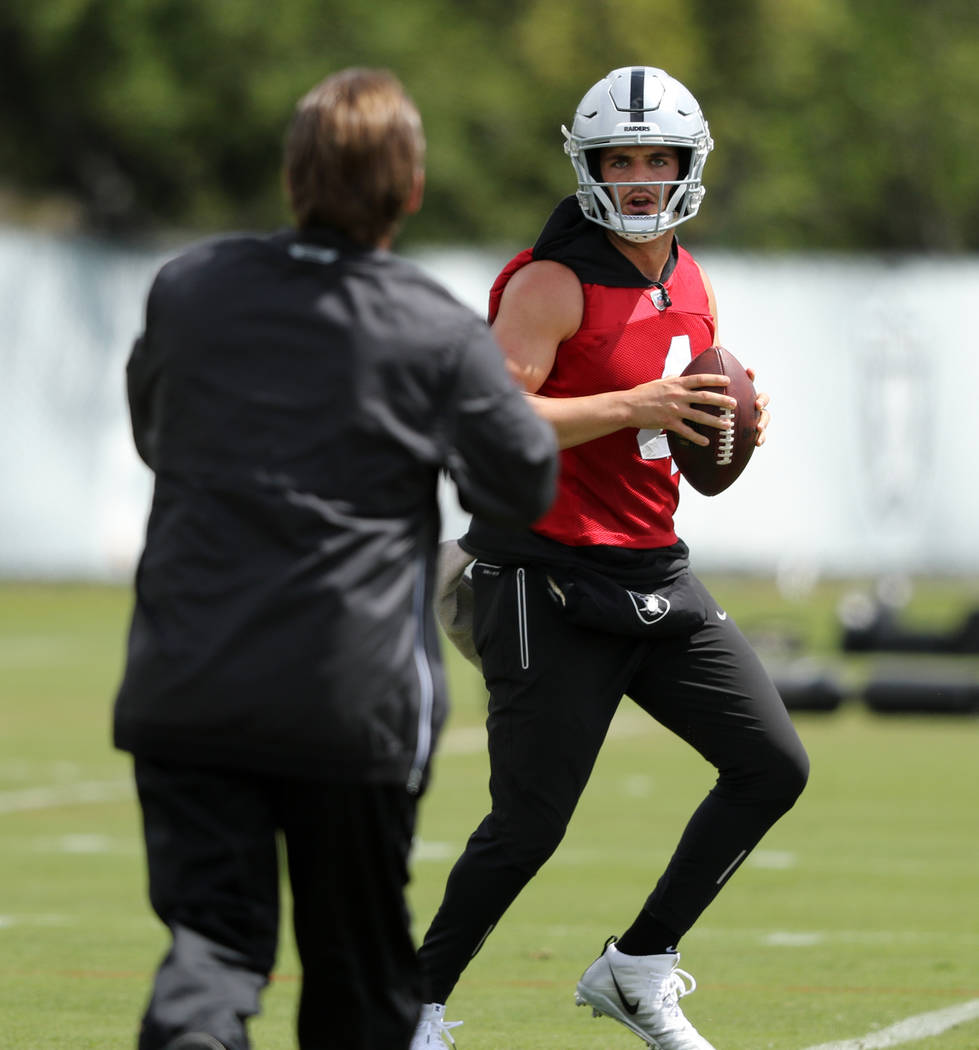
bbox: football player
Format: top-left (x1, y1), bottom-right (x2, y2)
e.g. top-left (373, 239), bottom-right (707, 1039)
top-left (412, 67), bottom-right (809, 1050)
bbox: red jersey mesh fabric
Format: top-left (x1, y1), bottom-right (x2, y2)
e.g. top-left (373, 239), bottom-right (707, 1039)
top-left (489, 245), bottom-right (715, 548)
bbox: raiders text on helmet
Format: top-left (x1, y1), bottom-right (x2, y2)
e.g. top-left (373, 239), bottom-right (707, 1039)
top-left (562, 67), bottom-right (713, 242)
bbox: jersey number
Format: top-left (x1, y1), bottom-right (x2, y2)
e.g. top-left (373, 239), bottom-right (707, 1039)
top-left (636, 334), bottom-right (691, 465)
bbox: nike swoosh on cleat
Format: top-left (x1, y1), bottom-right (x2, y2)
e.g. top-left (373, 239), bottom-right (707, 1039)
top-left (716, 609), bottom-right (728, 620)
top-left (609, 967), bottom-right (640, 1015)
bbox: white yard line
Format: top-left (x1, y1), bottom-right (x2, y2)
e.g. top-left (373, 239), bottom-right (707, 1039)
top-left (0, 779), bottom-right (132, 814)
top-left (800, 998), bottom-right (979, 1050)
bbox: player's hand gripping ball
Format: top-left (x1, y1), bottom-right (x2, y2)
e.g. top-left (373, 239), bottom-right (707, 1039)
top-left (667, 346), bottom-right (759, 496)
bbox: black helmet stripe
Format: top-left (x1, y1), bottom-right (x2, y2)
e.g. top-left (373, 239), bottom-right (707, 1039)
top-left (629, 67), bottom-right (646, 121)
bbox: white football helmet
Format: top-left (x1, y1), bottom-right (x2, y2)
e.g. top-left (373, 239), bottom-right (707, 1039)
top-left (563, 66), bottom-right (713, 242)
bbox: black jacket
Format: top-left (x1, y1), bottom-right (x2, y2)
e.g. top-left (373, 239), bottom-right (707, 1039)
top-left (113, 227), bottom-right (557, 788)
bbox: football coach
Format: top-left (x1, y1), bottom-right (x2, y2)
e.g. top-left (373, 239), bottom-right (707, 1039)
top-left (113, 67), bottom-right (557, 1050)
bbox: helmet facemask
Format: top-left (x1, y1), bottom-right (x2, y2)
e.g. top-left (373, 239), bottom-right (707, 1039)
top-left (563, 67), bottom-right (713, 243)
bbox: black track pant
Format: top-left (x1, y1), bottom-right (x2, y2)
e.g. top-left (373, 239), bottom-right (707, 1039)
top-left (134, 760), bottom-right (423, 1050)
top-left (418, 564), bottom-right (809, 1003)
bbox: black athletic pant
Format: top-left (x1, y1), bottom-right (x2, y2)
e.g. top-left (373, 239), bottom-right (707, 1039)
top-left (418, 563), bottom-right (809, 1003)
top-left (134, 760), bottom-right (423, 1050)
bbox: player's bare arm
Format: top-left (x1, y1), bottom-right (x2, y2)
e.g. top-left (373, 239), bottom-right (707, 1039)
top-left (493, 259), bottom-right (737, 450)
top-left (492, 259), bottom-right (582, 391)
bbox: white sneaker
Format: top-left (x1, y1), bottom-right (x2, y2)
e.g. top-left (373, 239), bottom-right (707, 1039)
top-left (575, 939), bottom-right (717, 1050)
top-left (410, 1002), bottom-right (463, 1050)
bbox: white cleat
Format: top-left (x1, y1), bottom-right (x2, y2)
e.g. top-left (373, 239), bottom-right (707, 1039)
top-left (410, 1002), bottom-right (463, 1050)
top-left (575, 938), bottom-right (717, 1050)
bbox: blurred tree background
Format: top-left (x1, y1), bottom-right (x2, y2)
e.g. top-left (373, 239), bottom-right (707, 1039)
top-left (1, 0), bottom-right (977, 251)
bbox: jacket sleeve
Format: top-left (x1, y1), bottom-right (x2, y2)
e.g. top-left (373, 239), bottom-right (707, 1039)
top-left (443, 319), bottom-right (558, 529)
top-left (126, 276), bottom-right (166, 470)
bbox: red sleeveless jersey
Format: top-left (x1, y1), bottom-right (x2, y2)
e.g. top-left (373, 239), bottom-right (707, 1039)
top-left (489, 245), bottom-right (716, 549)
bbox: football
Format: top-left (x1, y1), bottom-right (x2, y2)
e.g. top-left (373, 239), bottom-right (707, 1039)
top-left (666, 346), bottom-right (759, 496)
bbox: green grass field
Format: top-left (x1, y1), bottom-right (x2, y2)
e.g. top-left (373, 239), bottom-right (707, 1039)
top-left (1, 579), bottom-right (977, 1049)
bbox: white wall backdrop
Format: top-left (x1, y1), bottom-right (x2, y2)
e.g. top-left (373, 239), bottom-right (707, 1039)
top-left (2, 228), bottom-right (977, 580)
